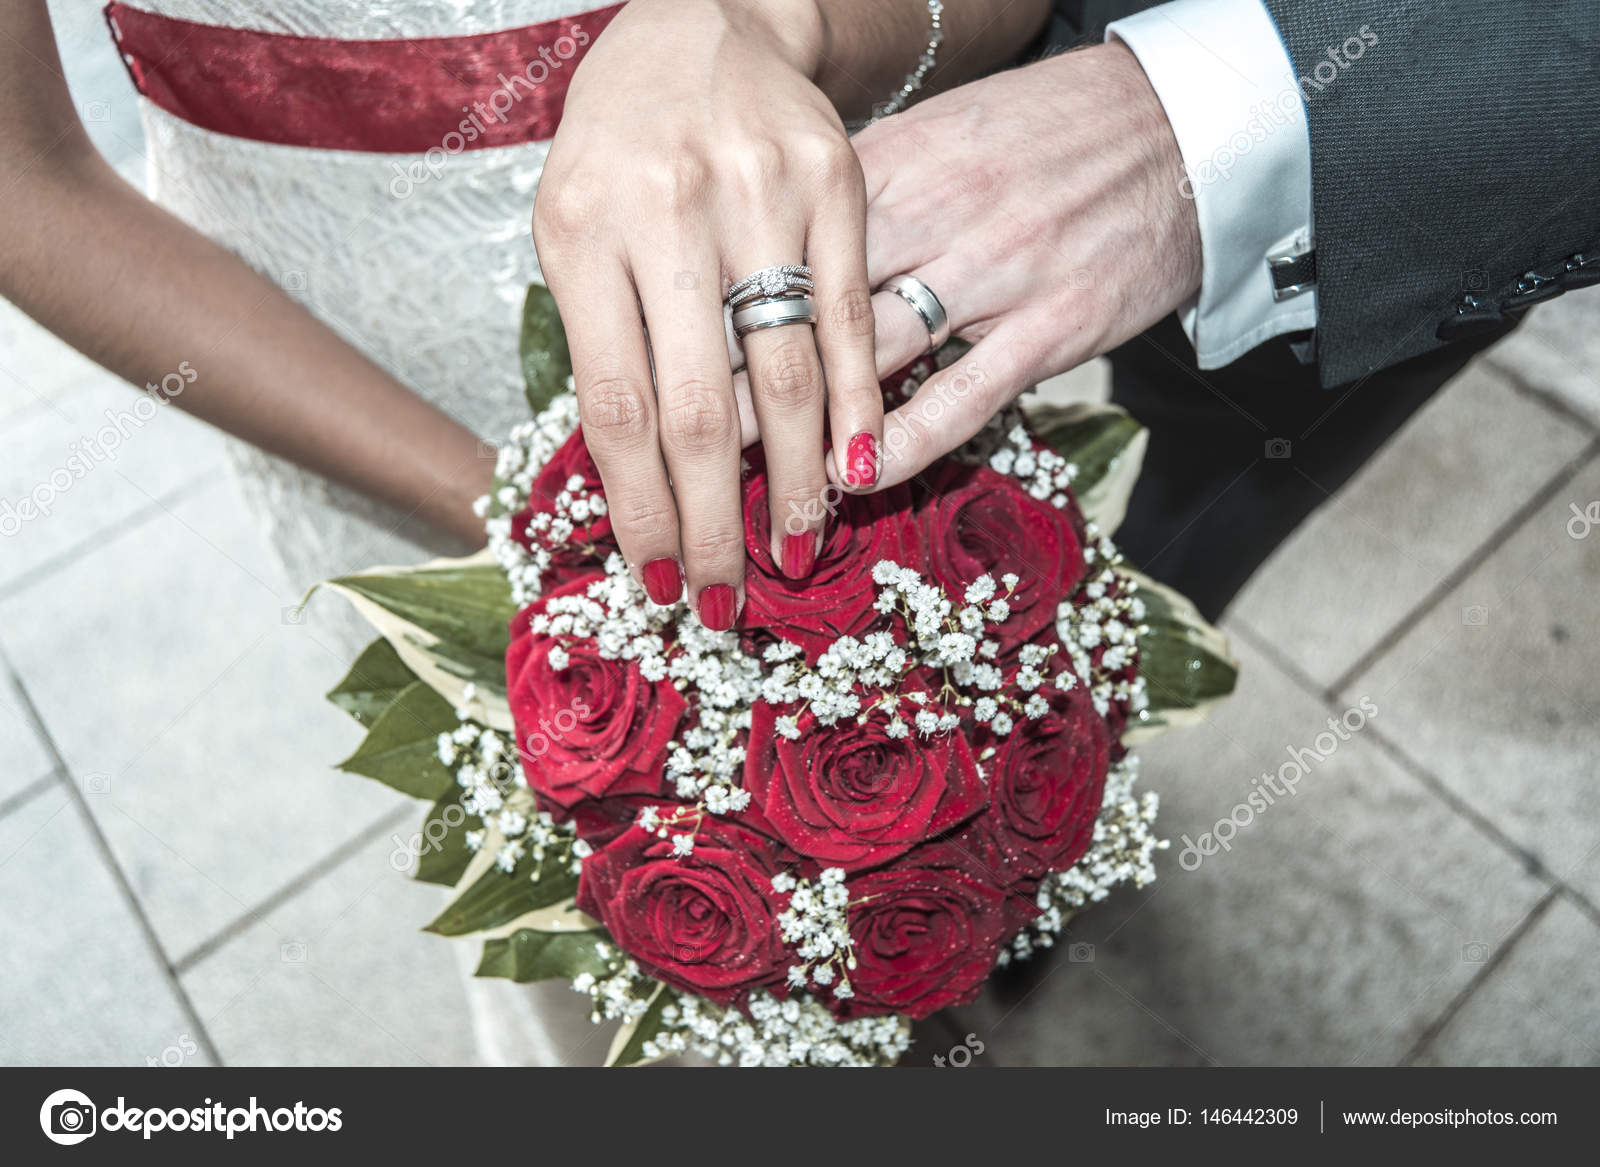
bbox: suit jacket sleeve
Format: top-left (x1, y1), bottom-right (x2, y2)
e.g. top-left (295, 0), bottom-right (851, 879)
top-left (1056, 1), bottom-right (1600, 386)
top-left (1257, 1), bottom-right (1600, 385)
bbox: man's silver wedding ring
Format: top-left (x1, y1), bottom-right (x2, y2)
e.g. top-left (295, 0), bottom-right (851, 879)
top-left (881, 274), bottom-right (950, 352)
top-left (731, 295), bottom-right (817, 337)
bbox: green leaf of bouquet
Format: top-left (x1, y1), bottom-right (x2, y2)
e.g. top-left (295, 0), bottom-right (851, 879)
top-left (605, 983), bottom-right (678, 1068)
top-left (1121, 567), bottom-right (1239, 743)
top-left (520, 282), bottom-right (572, 416)
top-left (329, 561), bottom-right (515, 679)
top-left (324, 555), bottom-right (518, 733)
top-left (475, 928), bottom-right (610, 984)
top-left (424, 842), bottom-right (579, 936)
top-left (1025, 401), bottom-right (1148, 535)
top-left (411, 785), bottom-right (476, 887)
top-left (336, 681), bottom-right (458, 800)
top-left (325, 638), bottom-right (419, 724)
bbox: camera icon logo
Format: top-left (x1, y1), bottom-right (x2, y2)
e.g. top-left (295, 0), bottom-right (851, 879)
top-left (1264, 438), bottom-right (1292, 459)
top-left (1067, 942), bottom-right (1096, 963)
top-left (1461, 605), bottom-right (1489, 627)
top-left (1461, 941), bottom-right (1490, 963)
top-left (39, 1088), bottom-right (97, 1146)
top-left (281, 941), bottom-right (309, 963)
top-left (1462, 267), bottom-right (1489, 293)
top-left (673, 271), bottom-right (699, 290)
top-left (280, 605), bottom-right (306, 626)
top-left (82, 102), bottom-right (110, 123)
top-left (281, 270), bottom-right (308, 292)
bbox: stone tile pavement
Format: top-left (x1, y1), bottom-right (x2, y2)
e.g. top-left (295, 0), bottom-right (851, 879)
top-left (2, 8), bottom-right (1598, 1066)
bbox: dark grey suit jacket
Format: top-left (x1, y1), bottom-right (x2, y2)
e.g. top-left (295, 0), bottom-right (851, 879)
top-left (1049, 1), bottom-right (1600, 386)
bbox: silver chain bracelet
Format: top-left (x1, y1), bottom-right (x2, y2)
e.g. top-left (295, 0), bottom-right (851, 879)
top-left (865, 0), bottom-right (944, 124)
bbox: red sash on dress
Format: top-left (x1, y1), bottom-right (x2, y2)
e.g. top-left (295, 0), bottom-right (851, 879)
top-left (104, 3), bottom-right (624, 152)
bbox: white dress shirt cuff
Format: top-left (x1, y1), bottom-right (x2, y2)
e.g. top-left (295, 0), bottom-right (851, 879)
top-left (1107, 0), bottom-right (1317, 368)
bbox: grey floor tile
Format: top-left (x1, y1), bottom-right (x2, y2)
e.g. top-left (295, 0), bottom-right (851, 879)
top-left (941, 634), bottom-right (1549, 1066)
top-left (181, 825), bottom-right (478, 1066)
top-left (0, 302), bottom-right (107, 427)
top-left (1482, 287), bottom-right (1600, 431)
top-left (0, 374), bottom-right (227, 593)
top-left (1232, 363), bottom-right (1588, 687)
top-left (0, 785), bottom-right (213, 1065)
top-left (1414, 897), bottom-right (1600, 1065)
top-left (0, 678), bottom-right (54, 805)
top-left (0, 475), bottom-right (398, 961)
top-left (1349, 455), bottom-right (1600, 906)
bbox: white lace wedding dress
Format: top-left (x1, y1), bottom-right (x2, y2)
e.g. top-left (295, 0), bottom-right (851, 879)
top-left (123, 0), bottom-right (620, 1065)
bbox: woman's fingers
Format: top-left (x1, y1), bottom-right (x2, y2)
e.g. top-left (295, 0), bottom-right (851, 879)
top-left (548, 260), bottom-right (684, 606)
top-left (734, 253), bottom-right (830, 580)
top-left (635, 250), bottom-right (746, 629)
top-left (732, 367), bottom-right (760, 446)
top-left (806, 156), bottom-right (882, 493)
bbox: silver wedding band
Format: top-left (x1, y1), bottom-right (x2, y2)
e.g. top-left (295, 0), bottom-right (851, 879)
top-left (881, 274), bottom-right (950, 352)
top-left (731, 295), bottom-right (817, 336)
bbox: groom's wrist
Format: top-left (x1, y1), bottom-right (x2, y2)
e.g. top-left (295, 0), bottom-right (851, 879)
top-left (1047, 42), bottom-right (1203, 305)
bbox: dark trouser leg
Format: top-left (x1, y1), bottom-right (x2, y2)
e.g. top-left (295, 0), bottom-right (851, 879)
top-left (1105, 315), bottom-right (1513, 621)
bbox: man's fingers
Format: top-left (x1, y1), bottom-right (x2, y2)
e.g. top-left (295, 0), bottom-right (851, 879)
top-left (871, 287), bottom-right (938, 378)
top-left (874, 327), bottom-right (1032, 490)
top-left (635, 252), bottom-right (746, 629)
top-left (545, 263), bottom-right (684, 607)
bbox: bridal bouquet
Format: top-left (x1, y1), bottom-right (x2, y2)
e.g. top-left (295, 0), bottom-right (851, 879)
top-left (317, 287), bottom-right (1236, 1066)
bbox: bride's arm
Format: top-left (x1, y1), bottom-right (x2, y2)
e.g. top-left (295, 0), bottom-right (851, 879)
top-left (0, 1), bottom-right (492, 547)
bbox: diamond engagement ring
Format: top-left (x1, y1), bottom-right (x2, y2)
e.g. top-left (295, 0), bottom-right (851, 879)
top-left (726, 264), bottom-right (814, 306)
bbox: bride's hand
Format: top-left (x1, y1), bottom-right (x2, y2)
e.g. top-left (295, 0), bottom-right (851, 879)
top-left (534, 0), bottom-right (881, 628)
top-left (840, 42), bottom-right (1203, 490)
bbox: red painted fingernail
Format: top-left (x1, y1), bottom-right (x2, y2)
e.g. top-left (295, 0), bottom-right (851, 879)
top-left (641, 558), bottom-right (683, 605)
top-left (698, 584), bottom-right (737, 631)
top-left (781, 532), bottom-right (817, 579)
top-left (844, 432), bottom-right (879, 488)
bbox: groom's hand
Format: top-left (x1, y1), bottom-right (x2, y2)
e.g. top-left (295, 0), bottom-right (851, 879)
top-left (840, 42), bottom-right (1203, 490)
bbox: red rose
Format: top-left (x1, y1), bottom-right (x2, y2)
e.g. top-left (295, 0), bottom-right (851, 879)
top-left (741, 459), bottom-right (921, 661)
top-left (744, 703), bottom-right (986, 872)
top-left (842, 865), bottom-right (1010, 1018)
top-left (982, 686), bottom-right (1109, 878)
top-left (576, 819), bottom-right (790, 1007)
top-left (898, 827), bottom-right (1044, 937)
top-left (919, 464), bottom-right (1083, 648)
top-left (511, 429), bottom-right (615, 588)
top-left (506, 581), bottom-right (686, 820)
